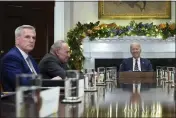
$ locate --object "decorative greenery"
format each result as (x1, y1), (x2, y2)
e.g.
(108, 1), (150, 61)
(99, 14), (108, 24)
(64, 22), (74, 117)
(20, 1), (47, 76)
(67, 21), (176, 70)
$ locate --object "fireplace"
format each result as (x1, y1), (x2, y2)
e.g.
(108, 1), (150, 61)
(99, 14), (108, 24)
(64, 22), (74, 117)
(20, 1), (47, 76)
(83, 36), (175, 70)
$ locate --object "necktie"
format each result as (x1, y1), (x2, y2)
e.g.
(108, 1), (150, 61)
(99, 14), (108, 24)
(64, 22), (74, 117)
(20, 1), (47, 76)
(26, 57), (37, 75)
(134, 59), (139, 71)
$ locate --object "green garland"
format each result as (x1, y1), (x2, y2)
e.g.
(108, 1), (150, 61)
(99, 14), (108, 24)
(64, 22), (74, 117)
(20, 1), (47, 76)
(67, 21), (176, 70)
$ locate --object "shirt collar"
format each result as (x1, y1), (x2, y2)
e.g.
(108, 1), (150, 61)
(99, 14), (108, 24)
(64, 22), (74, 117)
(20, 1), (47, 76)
(16, 46), (29, 60)
(133, 57), (140, 61)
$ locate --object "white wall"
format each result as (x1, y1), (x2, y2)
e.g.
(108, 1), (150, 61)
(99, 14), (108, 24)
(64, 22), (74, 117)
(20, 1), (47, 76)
(54, 2), (73, 41)
(54, 2), (64, 41)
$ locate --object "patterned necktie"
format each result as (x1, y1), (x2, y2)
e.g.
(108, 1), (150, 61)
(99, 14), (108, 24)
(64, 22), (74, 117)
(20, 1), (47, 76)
(26, 57), (37, 75)
(134, 59), (139, 71)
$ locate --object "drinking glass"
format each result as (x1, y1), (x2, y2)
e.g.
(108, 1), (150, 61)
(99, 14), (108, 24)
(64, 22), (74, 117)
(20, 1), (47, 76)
(65, 70), (79, 99)
(167, 67), (175, 85)
(84, 69), (97, 91)
(156, 66), (161, 79)
(106, 67), (117, 82)
(62, 70), (82, 103)
(16, 74), (42, 117)
(97, 67), (105, 83)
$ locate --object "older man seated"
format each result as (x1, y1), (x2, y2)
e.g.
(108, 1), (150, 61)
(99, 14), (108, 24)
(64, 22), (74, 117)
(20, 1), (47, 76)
(38, 40), (70, 80)
(119, 42), (154, 90)
(1, 25), (39, 91)
(119, 42), (153, 72)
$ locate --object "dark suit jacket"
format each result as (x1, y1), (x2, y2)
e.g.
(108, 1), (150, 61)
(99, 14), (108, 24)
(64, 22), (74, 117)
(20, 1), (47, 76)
(119, 57), (153, 72)
(38, 53), (69, 80)
(1, 47), (39, 91)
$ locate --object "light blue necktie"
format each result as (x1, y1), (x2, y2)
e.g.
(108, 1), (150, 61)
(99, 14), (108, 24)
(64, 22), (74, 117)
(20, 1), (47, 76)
(26, 57), (37, 75)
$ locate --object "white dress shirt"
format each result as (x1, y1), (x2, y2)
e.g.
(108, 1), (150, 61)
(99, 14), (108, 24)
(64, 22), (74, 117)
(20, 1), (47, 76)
(16, 46), (37, 74)
(133, 58), (141, 71)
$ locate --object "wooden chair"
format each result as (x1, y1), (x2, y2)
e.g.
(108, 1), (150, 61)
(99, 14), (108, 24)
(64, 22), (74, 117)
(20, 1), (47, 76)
(0, 82), (3, 92)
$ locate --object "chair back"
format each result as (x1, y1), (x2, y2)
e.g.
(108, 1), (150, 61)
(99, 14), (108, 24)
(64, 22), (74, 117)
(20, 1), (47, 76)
(0, 82), (3, 92)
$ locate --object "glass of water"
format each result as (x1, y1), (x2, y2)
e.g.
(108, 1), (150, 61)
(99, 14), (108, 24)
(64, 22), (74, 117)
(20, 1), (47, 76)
(97, 67), (105, 83)
(16, 74), (42, 117)
(84, 69), (97, 91)
(65, 70), (79, 99)
(167, 67), (175, 85)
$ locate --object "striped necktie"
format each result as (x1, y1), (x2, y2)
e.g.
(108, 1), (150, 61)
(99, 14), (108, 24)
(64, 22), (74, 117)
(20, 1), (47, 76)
(26, 57), (37, 75)
(134, 59), (139, 71)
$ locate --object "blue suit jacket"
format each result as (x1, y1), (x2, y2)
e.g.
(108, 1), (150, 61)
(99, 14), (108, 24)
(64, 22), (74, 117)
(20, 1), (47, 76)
(119, 57), (153, 72)
(1, 47), (39, 91)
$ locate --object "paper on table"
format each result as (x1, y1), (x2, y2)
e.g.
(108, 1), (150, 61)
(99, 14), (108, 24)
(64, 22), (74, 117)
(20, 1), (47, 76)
(51, 76), (62, 80)
(39, 87), (60, 117)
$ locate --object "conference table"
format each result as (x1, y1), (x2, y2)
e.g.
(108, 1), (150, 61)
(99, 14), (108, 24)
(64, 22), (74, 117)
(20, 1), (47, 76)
(58, 81), (176, 118)
(1, 80), (176, 118)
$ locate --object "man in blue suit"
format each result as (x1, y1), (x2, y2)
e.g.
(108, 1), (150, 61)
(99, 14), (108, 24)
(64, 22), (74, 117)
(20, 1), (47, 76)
(119, 42), (153, 72)
(1, 25), (39, 91)
(119, 42), (153, 90)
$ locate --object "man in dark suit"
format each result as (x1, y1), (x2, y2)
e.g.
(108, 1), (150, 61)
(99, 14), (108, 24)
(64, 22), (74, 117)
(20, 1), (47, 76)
(38, 40), (70, 80)
(1, 25), (39, 91)
(119, 42), (154, 90)
(119, 42), (153, 72)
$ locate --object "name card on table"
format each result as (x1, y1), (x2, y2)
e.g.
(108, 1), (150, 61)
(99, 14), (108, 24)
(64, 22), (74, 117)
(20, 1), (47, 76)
(39, 87), (60, 117)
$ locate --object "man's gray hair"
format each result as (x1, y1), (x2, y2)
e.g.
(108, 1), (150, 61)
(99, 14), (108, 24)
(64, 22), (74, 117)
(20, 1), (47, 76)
(15, 25), (36, 39)
(130, 42), (141, 50)
(50, 40), (66, 53)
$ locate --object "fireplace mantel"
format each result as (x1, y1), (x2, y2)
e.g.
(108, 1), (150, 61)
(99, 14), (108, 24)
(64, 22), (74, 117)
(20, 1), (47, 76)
(83, 36), (175, 69)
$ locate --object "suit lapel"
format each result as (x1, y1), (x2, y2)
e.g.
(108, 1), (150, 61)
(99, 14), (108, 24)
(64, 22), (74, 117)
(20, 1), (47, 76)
(140, 58), (144, 71)
(130, 58), (133, 71)
(14, 47), (33, 73)
(15, 47), (39, 74)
